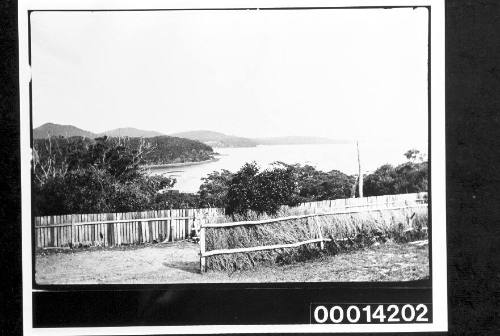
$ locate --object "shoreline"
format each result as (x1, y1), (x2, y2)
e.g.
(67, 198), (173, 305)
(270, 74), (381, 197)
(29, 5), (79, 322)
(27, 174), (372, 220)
(141, 157), (220, 170)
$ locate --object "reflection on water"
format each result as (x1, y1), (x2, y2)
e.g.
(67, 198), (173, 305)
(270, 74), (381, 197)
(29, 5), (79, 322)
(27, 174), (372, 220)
(149, 142), (427, 193)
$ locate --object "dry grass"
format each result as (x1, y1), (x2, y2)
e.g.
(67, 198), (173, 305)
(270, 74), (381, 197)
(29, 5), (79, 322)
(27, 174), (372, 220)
(208, 241), (430, 282)
(35, 240), (429, 284)
(205, 206), (428, 271)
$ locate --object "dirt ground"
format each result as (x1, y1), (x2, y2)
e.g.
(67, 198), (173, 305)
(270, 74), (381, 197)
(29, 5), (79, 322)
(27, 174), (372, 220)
(35, 240), (429, 284)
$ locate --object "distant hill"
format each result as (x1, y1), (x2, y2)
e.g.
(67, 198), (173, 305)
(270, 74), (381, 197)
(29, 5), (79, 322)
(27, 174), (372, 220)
(33, 123), (214, 165)
(33, 123), (97, 139)
(33, 123), (164, 139)
(34, 123), (350, 147)
(98, 127), (164, 138)
(254, 136), (351, 145)
(171, 130), (350, 147)
(171, 130), (258, 148)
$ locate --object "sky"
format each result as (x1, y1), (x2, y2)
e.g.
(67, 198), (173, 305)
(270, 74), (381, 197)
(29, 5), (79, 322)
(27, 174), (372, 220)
(31, 8), (428, 145)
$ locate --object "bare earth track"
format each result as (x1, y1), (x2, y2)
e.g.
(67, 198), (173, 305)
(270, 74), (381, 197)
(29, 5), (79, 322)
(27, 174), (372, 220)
(35, 240), (428, 284)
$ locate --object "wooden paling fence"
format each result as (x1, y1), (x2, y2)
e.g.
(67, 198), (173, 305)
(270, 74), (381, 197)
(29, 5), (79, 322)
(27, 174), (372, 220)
(34, 192), (427, 249)
(34, 207), (224, 249)
(282, 192), (428, 213)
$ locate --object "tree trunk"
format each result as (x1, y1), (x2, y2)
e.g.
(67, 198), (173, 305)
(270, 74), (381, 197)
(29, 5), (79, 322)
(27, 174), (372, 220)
(357, 141), (363, 198)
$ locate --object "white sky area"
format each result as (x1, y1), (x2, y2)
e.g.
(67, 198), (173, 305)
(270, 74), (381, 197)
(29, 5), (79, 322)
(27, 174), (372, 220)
(31, 8), (428, 145)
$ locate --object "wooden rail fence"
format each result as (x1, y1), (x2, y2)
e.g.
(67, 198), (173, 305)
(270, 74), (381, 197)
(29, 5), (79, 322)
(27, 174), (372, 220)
(199, 203), (428, 272)
(34, 192), (427, 249)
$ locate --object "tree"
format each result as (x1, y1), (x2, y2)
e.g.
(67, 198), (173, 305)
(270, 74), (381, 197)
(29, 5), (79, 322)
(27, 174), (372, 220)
(253, 163), (299, 214)
(364, 164), (398, 196)
(32, 136), (175, 216)
(198, 169), (233, 207)
(404, 149), (426, 163)
(225, 162), (260, 216)
(285, 164), (355, 202)
(223, 162), (299, 217)
(393, 161), (428, 194)
(364, 150), (428, 196)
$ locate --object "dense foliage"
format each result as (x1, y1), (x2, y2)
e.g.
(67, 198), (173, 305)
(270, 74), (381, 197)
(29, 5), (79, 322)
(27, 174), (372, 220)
(33, 170), (173, 215)
(198, 170), (234, 208)
(195, 156), (427, 216)
(33, 135), (214, 170)
(363, 161), (428, 196)
(199, 162), (354, 217)
(33, 136), (175, 215)
(33, 138), (428, 217)
(140, 136), (213, 164)
(290, 164), (355, 202)
(224, 162), (299, 216)
(363, 150), (428, 197)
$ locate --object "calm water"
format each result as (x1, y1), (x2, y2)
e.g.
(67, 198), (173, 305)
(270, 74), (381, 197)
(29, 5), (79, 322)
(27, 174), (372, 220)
(149, 142), (426, 193)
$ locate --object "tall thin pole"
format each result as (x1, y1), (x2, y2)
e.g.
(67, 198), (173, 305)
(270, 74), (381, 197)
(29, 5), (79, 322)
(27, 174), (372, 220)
(356, 140), (363, 198)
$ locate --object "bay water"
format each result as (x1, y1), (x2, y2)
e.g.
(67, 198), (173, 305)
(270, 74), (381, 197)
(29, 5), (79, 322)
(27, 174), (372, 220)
(149, 142), (427, 193)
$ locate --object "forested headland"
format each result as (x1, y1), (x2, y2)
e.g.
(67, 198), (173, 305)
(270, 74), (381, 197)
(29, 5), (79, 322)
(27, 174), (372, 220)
(33, 135), (214, 167)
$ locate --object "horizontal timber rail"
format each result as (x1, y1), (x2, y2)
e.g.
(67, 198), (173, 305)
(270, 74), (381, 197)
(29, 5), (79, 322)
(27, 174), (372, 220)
(201, 204), (428, 229)
(35, 216), (195, 229)
(201, 236), (358, 257)
(202, 238), (326, 257)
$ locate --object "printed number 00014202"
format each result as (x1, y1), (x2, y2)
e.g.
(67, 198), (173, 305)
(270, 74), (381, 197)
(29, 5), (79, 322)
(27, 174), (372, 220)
(311, 304), (430, 324)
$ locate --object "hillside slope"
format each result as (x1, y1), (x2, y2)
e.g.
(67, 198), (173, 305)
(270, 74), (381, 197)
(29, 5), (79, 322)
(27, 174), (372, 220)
(171, 130), (258, 148)
(254, 136), (351, 145)
(99, 127), (164, 138)
(33, 123), (97, 139)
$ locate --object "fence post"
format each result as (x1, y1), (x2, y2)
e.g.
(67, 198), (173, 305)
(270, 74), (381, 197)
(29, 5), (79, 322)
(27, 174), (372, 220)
(314, 218), (324, 250)
(191, 211), (197, 239)
(199, 226), (206, 273)
(71, 220), (76, 248)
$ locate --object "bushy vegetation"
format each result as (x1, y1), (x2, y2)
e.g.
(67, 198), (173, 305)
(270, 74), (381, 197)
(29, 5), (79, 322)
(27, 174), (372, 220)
(195, 151), (426, 217)
(198, 170), (234, 208)
(33, 137), (427, 217)
(292, 164), (355, 201)
(33, 136), (176, 215)
(363, 150), (428, 196)
(224, 162), (299, 216)
(33, 169), (173, 215)
(198, 162), (354, 217)
(140, 136), (214, 164)
(33, 135), (214, 169)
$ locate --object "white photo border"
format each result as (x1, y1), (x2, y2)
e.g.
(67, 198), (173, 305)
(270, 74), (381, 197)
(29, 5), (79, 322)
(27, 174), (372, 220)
(19, 0), (446, 334)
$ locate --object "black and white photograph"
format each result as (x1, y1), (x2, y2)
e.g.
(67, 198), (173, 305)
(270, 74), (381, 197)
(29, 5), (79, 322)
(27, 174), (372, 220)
(19, 0), (447, 333)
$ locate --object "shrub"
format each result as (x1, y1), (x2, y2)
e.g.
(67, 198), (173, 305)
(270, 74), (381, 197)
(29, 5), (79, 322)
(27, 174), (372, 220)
(225, 162), (299, 217)
(32, 136), (175, 216)
(364, 162), (428, 196)
(198, 169), (233, 208)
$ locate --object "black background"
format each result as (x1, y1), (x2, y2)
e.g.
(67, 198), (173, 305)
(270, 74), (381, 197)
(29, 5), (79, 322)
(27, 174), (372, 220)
(2, 0), (500, 335)
(32, 285), (431, 327)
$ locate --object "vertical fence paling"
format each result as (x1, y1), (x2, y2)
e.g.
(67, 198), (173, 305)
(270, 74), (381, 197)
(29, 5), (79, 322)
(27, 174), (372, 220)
(34, 192), (426, 249)
(199, 226), (206, 273)
(34, 208), (206, 248)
